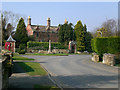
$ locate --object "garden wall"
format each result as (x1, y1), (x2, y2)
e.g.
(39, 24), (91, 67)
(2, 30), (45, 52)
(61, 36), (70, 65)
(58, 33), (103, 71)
(2, 53), (13, 90)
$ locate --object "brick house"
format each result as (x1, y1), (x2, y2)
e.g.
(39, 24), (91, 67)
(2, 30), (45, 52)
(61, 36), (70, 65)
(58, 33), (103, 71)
(26, 16), (61, 42)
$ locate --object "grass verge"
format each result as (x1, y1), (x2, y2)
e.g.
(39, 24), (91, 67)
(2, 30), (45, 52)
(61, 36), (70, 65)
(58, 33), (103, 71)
(17, 62), (47, 76)
(34, 85), (60, 90)
(12, 55), (35, 61)
(25, 53), (69, 56)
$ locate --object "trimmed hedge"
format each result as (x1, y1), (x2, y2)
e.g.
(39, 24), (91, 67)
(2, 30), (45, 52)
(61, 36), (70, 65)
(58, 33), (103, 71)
(91, 37), (120, 56)
(27, 41), (67, 50)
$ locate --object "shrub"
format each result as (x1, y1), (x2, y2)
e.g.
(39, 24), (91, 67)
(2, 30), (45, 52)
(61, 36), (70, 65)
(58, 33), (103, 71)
(107, 37), (120, 54)
(18, 50), (26, 54)
(91, 37), (108, 57)
(91, 37), (120, 56)
(19, 44), (27, 52)
(115, 58), (120, 64)
(18, 44), (27, 54)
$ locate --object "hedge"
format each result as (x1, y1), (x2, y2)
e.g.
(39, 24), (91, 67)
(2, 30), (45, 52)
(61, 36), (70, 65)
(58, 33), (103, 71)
(27, 41), (67, 50)
(91, 37), (120, 56)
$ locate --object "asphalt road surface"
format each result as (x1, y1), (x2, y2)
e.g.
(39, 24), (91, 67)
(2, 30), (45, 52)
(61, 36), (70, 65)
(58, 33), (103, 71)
(21, 55), (118, 88)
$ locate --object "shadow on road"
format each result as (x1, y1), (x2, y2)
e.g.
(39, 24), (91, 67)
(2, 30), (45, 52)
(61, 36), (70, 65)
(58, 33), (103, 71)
(52, 74), (118, 88)
(8, 74), (118, 89)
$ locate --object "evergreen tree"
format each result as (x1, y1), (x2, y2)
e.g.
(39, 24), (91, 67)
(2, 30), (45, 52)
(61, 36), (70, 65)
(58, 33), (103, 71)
(58, 24), (64, 43)
(58, 23), (75, 45)
(74, 20), (85, 51)
(84, 32), (93, 52)
(14, 18), (28, 48)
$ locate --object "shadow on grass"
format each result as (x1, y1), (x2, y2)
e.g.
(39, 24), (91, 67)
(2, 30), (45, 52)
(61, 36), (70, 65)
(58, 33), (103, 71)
(13, 62), (34, 73)
(12, 62), (47, 76)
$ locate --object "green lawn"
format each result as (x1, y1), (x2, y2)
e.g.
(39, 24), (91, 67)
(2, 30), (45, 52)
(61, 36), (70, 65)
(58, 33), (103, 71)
(12, 55), (35, 60)
(34, 85), (60, 90)
(17, 62), (47, 76)
(25, 53), (69, 56)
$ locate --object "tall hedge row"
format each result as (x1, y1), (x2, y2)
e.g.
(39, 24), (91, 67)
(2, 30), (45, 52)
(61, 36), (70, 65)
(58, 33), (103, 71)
(91, 37), (120, 56)
(27, 41), (67, 50)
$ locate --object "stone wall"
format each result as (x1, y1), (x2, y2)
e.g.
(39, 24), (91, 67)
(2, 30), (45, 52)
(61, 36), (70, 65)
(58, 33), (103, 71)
(103, 53), (117, 66)
(52, 49), (68, 54)
(91, 53), (99, 62)
(2, 53), (13, 90)
(27, 49), (48, 54)
(27, 49), (68, 54)
(92, 53), (120, 66)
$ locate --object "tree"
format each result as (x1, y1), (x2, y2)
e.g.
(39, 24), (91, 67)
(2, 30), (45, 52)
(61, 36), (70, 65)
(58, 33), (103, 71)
(1, 11), (25, 28)
(14, 18), (29, 48)
(58, 23), (75, 45)
(1, 15), (8, 45)
(92, 19), (118, 38)
(58, 24), (64, 43)
(102, 19), (117, 36)
(28, 35), (35, 41)
(74, 20), (85, 51)
(0, 11), (24, 46)
(84, 32), (93, 52)
(96, 27), (107, 37)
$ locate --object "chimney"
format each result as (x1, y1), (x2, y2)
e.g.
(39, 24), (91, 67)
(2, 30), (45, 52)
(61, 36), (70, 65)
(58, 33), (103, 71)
(27, 16), (31, 25)
(64, 18), (68, 24)
(47, 17), (51, 27)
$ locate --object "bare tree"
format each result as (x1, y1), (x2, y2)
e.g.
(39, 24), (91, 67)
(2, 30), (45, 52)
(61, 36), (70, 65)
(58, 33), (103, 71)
(92, 19), (118, 38)
(102, 19), (117, 36)
(0, 11), (26, 45)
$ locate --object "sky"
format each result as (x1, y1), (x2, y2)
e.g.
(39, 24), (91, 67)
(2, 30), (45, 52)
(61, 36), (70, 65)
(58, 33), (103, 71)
(2, 2), (118, 32)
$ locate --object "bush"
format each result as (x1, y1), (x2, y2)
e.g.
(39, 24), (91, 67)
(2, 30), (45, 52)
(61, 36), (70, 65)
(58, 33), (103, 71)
(27, 41), (67, 50)
(18, 50), (26, 54)
(91, 37), (120, 56)
(18, 44), (27, 54)
(19, 44), (27, 52)
(107, 37), (120, 54)
(115, 58), (120, 64)
(91, 37), (108, 57)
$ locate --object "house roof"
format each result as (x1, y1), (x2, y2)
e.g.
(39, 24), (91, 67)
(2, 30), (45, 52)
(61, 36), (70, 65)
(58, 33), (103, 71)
(7, 35), (16, 42)
(31, 25), (59, 33)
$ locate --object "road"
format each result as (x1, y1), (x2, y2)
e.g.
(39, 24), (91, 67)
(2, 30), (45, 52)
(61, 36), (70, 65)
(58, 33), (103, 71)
(21, 55), (118, 88)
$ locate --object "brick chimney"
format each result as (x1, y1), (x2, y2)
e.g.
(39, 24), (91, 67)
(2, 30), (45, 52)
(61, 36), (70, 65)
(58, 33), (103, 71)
(27, 16), (31, 25)
(47, 17), (51, 27)
(64, 18), (68, 24)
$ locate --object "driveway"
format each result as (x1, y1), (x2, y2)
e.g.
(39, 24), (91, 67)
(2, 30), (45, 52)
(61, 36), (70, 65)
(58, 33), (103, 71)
(21, 55), (118, 88)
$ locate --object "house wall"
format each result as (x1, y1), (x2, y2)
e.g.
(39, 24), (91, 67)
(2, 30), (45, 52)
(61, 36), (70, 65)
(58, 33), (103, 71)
(33, 32), (58, 42)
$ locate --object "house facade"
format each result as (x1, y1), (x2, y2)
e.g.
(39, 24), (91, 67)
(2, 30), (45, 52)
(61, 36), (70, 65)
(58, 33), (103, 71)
(26, 16), (63, 42)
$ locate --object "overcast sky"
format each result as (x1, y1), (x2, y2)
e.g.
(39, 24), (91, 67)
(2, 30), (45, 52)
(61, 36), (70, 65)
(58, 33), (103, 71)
(2, 2), (118, 32)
